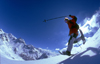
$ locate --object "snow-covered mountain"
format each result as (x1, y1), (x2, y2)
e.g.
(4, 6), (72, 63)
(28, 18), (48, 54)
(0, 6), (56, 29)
(0, 29), (57, 61)
(1, 28), (100, 64)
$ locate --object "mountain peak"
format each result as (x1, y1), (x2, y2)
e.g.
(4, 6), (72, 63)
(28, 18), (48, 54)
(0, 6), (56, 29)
(0, 29), (4, 34)
(0, 29), (57, 61)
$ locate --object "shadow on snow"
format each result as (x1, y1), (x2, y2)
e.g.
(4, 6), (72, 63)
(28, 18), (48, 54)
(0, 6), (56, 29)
(58, 47), (100, 64)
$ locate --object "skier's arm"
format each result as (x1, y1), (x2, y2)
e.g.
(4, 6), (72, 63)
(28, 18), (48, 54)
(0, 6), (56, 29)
(70, 16), (75, 19)
(65, 20), (74, 25)
(69, 15), (75, 19)
(68, 20), (74, 24)
(69, 15), (76, 25)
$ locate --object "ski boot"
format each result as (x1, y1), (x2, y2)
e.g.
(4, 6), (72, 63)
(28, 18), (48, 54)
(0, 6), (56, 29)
(65, 51), (71, 56)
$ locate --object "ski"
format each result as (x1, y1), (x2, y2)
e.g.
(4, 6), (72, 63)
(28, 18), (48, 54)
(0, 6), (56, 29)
(58, 51), (76, 56)
(79, 29), (86, 44)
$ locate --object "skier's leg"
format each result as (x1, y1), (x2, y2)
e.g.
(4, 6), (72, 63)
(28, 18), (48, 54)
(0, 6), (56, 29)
(67, 37), (75, 52)
(79, 29), (86, 44)
(66, 33), (77, 55)
(74, 37), (82, 43)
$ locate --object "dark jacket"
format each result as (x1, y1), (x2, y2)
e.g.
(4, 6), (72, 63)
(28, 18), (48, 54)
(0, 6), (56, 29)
(65, 16), (78, 36)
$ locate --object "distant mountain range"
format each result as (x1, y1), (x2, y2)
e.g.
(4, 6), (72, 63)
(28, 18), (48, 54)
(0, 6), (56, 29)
(0, 29), (57, 61)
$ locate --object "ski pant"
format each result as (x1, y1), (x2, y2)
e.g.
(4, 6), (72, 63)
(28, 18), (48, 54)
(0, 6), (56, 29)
(67, 33), (82, 52)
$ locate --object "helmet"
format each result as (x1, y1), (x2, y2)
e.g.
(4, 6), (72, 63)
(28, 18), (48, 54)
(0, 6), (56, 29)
(64, 17), (69, 21)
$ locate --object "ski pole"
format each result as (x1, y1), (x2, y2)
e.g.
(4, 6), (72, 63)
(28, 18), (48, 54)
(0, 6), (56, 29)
(43, 16), (67, 22)
(77, 43), (82, 49)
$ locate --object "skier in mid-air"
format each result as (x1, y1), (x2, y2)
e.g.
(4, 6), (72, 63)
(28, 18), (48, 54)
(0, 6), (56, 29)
(43, 14), (85, 56)
(63, 15), (86, 56)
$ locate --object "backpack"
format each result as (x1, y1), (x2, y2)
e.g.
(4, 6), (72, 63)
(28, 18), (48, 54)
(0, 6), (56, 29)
(74, 16), (77, 22)
(74, 16), (79, 29)
(70, 16), (79, 29)
(71, 23), (79, 29)
(75, 23), (79, 29)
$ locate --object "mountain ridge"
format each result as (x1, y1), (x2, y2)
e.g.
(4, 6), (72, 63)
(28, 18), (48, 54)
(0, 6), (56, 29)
(0, 29), (57, 60)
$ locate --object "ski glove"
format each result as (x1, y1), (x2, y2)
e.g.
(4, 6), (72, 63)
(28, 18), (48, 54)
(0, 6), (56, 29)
(69, 15), (71, 17)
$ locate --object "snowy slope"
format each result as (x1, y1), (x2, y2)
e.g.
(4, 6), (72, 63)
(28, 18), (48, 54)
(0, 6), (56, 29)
(0, 29), (57, 61)
(1, 28), (100, 64)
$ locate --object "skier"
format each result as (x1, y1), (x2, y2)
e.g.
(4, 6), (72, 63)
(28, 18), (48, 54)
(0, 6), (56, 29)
(64, 15), (86, 56)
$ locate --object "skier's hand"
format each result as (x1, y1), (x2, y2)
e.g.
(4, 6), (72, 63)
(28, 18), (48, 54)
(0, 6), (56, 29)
(69, 15), (71, 17)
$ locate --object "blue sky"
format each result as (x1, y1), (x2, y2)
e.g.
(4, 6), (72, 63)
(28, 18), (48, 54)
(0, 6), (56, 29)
(0, 0), (100, 51)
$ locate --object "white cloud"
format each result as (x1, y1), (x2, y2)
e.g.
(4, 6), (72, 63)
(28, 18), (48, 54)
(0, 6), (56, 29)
(65, 42), (68, 46)
(79, 8), (100, 35)
(55, 48), (60, 51)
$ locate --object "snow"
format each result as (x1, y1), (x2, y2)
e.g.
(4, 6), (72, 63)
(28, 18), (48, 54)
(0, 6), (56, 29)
(0, 54), (78, 64)
(0, 28), (100, 64)
(0, 29), (57, 62)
